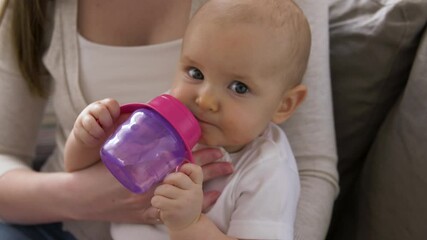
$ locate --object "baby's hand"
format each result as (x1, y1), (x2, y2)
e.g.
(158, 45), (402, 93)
(73, 98), (120, 148)
(151, 163), (204, 231)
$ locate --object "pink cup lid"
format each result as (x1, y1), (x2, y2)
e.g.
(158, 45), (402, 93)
(120, 94), (201, 162)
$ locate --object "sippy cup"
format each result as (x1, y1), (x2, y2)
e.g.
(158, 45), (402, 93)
(100, 94), (201, 194)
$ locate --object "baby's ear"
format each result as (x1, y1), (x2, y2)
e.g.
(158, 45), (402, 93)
(272, 84), (307, 124)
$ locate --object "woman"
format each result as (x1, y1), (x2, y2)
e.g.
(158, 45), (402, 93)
(0, 1), (338, 239)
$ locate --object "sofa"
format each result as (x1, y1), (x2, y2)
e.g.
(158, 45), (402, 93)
(327, 0), (427, 239)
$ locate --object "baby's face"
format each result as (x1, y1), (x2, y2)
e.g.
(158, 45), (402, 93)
(171, 20), (291, 152)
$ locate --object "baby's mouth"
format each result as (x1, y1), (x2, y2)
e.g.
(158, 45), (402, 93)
(195, 116), (214, 127)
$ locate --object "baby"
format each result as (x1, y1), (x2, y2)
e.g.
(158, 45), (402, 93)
(64, 0), (311, 239)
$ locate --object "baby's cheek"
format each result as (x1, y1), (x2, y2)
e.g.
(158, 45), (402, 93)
(197, 128), (222, 147)
(229, 123), (261, 143)
(197, 134), (212, 146)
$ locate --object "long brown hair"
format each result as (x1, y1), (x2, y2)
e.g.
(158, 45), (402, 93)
(8, 0), (50, 97)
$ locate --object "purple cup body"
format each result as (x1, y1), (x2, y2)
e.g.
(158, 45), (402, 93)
(100, 108), (190, 193)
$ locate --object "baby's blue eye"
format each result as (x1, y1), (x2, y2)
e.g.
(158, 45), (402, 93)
(230, 81), (249, 94)
(188, 67), (204, 80)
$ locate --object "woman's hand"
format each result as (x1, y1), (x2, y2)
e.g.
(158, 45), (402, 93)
(65, 147), (233, 224)
(64, 162), (158, 224)
(192, 147), (233, 211)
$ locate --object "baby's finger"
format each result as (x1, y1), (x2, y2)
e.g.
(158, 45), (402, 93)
(163, 171), (194, 190)
(154, 184), (182, 200)
(88, 102), (114, 129)
(81, 114), (105, 138)
(100, 98), (121, 120)
(73, 123), (101, 146)
(151, 194), (176, 211)
(96, 109), (114, 130)
(179, 163), (203, 185)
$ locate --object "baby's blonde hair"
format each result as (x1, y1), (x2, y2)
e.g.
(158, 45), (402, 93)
(191, 0), (311, 87)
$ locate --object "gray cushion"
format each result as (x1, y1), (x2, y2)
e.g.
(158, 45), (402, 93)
(357, 27), (427, 240)
(327, 0), (427, 239)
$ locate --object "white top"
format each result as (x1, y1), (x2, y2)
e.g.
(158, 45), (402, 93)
(78, 34), (182, 104)
(111, 123), (300, 240)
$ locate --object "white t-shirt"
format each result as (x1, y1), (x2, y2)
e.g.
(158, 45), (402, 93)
(78, 33), (182, 105)
(111, 123), (300, 240)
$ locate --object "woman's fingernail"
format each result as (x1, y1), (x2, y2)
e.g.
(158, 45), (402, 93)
(214, 151), (223, 159)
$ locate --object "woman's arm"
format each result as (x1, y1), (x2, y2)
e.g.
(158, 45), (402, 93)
(0, 163), (160, 224)
(281, 0), (340, 239)
(0, 150), (231, 224)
